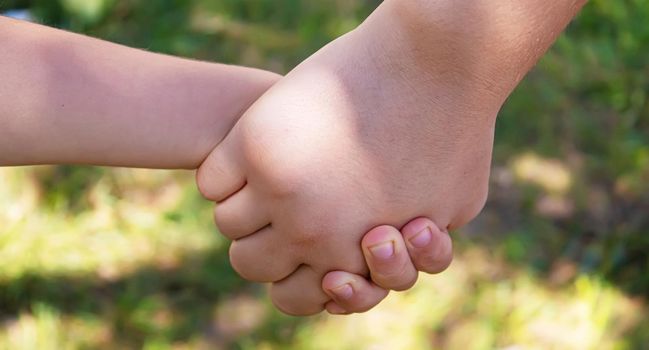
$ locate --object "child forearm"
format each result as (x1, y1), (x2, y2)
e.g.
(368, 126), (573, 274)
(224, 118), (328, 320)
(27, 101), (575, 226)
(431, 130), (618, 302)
(0, 16), (278, 169)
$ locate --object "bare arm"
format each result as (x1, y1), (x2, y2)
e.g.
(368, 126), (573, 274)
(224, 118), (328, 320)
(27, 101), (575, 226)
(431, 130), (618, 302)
(375, 0), (587, 109)
(0, 16), (278, 169)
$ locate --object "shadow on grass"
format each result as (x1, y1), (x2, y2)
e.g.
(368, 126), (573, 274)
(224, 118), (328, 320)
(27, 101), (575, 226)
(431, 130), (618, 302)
(473, 180), (649, 296)
(0, 245), (306, 348)
(459, 175), (649, 347)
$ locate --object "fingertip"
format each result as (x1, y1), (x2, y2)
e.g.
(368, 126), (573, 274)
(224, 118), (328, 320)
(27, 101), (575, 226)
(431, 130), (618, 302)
(401, 217), (444, 241)
(325, 301), (350, 315)
(401, 217), (453, 275)
(361, 225), (401, 248)
(360, 225), (418, 291)
(322, 271), (351, 292)
(195, 139), (247, 203)
(322, 271), (388, 314)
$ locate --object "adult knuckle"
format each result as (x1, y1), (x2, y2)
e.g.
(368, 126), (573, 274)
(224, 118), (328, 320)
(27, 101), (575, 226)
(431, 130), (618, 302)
(195, 166), (215, 200)
(228, 242), (256, 281)
(287, 224), (325, 251)
(213, 207), (237, 239)
(451, 187), (489, 230)
(468, 190), (489, 220)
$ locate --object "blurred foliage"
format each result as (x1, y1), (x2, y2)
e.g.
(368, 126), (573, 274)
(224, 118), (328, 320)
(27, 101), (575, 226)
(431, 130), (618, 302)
(1, 0), (648, 349)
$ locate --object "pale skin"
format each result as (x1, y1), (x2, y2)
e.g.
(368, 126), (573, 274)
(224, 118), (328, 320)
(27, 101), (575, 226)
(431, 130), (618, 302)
(197, 0), (588, 315)
(0, 15), (450, 315)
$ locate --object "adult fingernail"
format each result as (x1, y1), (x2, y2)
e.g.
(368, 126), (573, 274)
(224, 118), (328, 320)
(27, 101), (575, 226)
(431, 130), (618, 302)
(409, 227), (432, 248)
(330, 283), (354, 300)
(369, 241), (395, 260)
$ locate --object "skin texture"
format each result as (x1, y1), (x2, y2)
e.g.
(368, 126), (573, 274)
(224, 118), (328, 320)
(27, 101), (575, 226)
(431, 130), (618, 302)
(197, 9), (497, 316)
(324, 217), (453, 314)
(197, 0), (587, 315)
(0, 15), (453, 314)
(0, 16), (278, 169)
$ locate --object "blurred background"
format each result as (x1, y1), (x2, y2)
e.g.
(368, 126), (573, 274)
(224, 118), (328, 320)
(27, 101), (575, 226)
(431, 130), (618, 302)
(0, 0), (648, 349)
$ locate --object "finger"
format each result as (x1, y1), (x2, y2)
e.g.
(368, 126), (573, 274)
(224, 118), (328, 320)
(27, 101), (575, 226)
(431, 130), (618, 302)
(401, 217), (453, 274)
(229, 226), (298, 283)
(361, 225), (418, 291)
(270, 265), (329, 316)
(196, 132), (246, 203)
(322, 271), (389, 314)
(214, 185), (271, 240)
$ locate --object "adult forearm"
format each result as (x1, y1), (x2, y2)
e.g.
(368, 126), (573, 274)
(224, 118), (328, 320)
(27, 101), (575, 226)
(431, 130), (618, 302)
(0, 16), (277, 169)
(376, 0), (587, 106)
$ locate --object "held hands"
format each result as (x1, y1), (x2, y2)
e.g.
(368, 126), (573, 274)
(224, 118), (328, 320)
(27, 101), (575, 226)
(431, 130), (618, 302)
(196, 2), (502, 315)
(2, 0), (579, 316)
(320, 218), (452, 315)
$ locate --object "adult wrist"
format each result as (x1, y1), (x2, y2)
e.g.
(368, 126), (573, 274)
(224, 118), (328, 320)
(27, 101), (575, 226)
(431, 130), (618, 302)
(382, 0), (586, 98)
(358, 0), (511, 117)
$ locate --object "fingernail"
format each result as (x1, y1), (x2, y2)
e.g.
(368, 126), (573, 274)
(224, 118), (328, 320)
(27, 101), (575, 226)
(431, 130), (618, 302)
(330, 283), (354, 300)
(327, 303), (348, 315)
(409, 227), (432, 248)
(369, 241), (395, 260)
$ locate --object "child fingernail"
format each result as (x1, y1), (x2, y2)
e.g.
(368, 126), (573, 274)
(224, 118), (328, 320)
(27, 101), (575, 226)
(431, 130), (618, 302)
(369, 241), (395, 260)
(330, 283), (354, 300)
(327, 303), (348, 315)
(409, 227), (432, 248)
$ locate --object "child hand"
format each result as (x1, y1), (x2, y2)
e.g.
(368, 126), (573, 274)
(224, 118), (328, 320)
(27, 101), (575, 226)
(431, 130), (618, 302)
(321, 217), (453, 315)
(263, 217), (452, 315)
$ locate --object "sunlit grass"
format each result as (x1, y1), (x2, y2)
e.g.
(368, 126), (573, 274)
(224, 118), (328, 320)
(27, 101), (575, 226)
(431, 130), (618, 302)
(0, 167), (243, 348)
(291, 249), (643, 350)
(0, 166), (646, 349)
(1, 0), (648, 347)
(0, 167), (221, 282)
(512, 153), (573, 195)
(0, 304), (109, 350)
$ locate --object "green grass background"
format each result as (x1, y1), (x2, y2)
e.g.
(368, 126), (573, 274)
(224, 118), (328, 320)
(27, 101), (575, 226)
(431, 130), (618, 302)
(0, 0), (648, 349)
